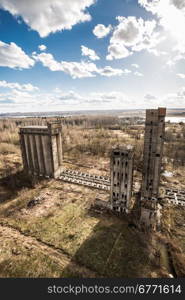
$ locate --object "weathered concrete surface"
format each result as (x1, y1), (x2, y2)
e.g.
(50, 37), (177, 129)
(110, 147), (134, 213)
(140, 107), (166, 231)
(19, 122), (63, 178)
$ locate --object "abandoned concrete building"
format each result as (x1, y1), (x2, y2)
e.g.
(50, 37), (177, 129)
(18, 107), (171, 231)
(110, 148), (134, 213)
(19, 121), (63, 178)
(140, 107), (166, 230)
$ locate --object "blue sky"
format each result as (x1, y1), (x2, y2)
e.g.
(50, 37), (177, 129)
(0, 0), (185, 112)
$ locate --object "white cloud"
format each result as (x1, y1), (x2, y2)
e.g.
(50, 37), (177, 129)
(81, 45), (100, 61)
(0, 89), (133, 112)
(0, 41), (35, 69)
(0, 80), (39, 91)
(144, 93), (157, 101)
(93, 24), (112, 38)
(172, 0), (185, 10)
(107, 16), (159, 60)
(33, 53), (62, 71)
(123, 69), (132, 74)
(98, 66), (124, 77)
(134, 71), (143, 77)
(2, 85), (185, 112)
(139, 0), (185, 62)
(111, 16), (145, 47)
(106, 43), (131, 60)
(0, 90), (40, 107)
(33, 52), (98, 78)
(60, 61), (98, 78)
(38, 44), (47, 51)
(177, 73), (185, 79)
(162, 86), (185, 106)
(33, 52), (128, 78)
(0, 0), (95, 37)
(131, 63), (139, 68)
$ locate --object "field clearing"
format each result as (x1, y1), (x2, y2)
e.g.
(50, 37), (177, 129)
(0, 178), (163, 278)
(0, 116), (185, 277)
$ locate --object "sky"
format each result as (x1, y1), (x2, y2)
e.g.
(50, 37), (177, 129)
(0, 0), (185, 112)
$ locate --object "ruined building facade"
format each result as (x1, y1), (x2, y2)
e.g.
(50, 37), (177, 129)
(110, 148), (134, 213)
(19, 121), (63, 178)
(140, 107), (166, 230)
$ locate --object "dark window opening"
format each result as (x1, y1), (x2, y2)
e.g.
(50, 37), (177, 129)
(114, 152), (120, 155)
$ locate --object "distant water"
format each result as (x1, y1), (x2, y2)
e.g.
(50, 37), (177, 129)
(166, 117), (185, 123)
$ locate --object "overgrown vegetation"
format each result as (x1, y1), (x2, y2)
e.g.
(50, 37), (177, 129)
(0, 115), (185, 278)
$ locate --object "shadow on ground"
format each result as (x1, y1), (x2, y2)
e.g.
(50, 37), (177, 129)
(61, 209), (153, 278)
(0, 170), (42, 203)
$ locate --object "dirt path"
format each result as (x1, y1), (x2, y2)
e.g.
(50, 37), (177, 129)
(0, 223), (98, 278)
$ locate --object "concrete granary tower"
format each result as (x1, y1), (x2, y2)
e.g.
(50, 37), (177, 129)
(141, 107), (166, 200)
(19, 121), (63, 178)
(110, 147), (134, 213)
(140, 107), (166, 230)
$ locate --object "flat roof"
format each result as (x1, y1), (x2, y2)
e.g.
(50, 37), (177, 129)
(20, 126), (48, 129)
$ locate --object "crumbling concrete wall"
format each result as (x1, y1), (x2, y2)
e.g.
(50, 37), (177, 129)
(110, 147), (134, 213)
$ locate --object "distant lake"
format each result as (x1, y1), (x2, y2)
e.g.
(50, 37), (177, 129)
(166, 117), (185, 123)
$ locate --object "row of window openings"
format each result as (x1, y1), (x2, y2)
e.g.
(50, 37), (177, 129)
(114, 152), (128, 157)
(113, 207), (126, 212)
(150, 120), (163, 124)
(113, 160), (128, 167)
(114, 183), (128, 188)
(113, 171), (128, 178)
(113, 192), (127, 200)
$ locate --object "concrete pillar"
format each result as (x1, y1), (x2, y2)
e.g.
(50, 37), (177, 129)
(19, 133), (28, 172)
(39, 135), (47, 176)
(141, 107), (166, 200)
(140, 107), (166, 231)
(57, 133), (63, 166)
